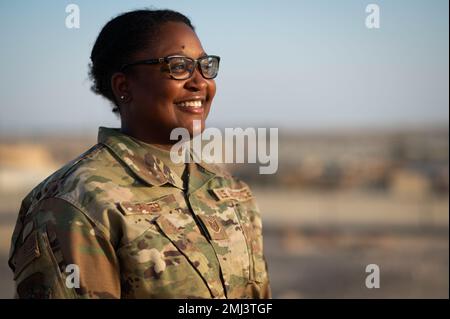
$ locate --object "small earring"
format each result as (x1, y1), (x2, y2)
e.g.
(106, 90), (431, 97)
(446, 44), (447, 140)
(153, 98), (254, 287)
(120, 95), (125, 100)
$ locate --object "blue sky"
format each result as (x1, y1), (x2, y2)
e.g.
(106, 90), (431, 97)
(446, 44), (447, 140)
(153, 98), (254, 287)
(0, 0), (448, 134)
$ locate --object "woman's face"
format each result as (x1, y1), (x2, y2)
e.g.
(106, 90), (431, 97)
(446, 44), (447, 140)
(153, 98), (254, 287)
(117, 21), (216, 144)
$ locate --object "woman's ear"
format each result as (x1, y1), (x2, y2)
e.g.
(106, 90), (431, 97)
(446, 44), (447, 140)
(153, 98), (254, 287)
(111, 72), (132, 104)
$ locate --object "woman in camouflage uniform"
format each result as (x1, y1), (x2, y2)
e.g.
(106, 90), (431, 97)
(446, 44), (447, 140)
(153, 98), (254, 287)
(8, 9), (271, 299)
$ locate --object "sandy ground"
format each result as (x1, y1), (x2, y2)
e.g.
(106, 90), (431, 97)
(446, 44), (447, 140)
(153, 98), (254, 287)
(0, 188), (448, 298)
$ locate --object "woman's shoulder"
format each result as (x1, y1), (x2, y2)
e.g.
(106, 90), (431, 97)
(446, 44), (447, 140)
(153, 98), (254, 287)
(19, 143), (122, 215)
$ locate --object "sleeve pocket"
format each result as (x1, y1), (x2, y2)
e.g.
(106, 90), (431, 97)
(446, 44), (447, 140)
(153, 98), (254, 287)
(13, 228), (77, 299)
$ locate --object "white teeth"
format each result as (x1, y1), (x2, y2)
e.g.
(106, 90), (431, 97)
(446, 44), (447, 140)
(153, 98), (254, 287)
(175, 100), (203, 108)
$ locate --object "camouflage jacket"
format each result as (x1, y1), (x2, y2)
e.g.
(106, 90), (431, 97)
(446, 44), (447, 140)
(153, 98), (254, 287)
(8, 127), (271, 299)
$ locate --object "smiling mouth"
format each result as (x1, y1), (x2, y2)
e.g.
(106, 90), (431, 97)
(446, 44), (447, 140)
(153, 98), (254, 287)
(174, 100), (205, 114)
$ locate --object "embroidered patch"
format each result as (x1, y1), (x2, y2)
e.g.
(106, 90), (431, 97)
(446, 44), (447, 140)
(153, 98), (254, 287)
(117, 194), (178, 216)
(212, 186), (253, 202)
(198, 215), (228, 240)
(118, 201), (161, 215)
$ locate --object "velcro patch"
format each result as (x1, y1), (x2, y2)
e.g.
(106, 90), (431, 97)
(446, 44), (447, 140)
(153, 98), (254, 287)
(212, 186), (253, 202)
(118, 194), (178, 215)
(14, 231), (40, 279)
(118, 201), (162, 215)
(198, 215), (228, 240)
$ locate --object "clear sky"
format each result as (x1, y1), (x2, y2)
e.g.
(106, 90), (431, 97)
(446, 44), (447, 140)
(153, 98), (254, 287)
(0, 0), (448, 134)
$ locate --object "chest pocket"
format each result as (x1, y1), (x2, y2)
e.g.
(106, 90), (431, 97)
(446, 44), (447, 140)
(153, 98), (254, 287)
(116, 193), (225, 299)
(209, 186), (268, 285)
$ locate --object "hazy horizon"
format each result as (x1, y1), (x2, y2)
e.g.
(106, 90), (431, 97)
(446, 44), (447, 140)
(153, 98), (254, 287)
(1, 0), (448, 134)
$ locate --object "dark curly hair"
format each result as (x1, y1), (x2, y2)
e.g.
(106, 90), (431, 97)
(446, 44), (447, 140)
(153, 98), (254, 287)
(89, 9), (195, 114)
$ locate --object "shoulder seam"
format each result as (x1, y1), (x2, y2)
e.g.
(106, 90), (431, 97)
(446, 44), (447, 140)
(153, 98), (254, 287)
(59, 143), (106, 180)
(23, 144), (107, 221)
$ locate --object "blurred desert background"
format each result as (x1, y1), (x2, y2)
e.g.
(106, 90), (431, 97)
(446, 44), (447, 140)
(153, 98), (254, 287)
(1, 0), (448, 299)
(0, 126), (448, 298)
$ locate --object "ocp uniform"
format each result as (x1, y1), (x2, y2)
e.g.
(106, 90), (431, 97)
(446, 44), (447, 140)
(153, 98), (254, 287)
(8, 127), (271, 299)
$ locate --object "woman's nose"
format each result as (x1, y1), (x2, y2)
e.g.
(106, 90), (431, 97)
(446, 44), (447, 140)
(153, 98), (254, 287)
(184, 66), (207, 91)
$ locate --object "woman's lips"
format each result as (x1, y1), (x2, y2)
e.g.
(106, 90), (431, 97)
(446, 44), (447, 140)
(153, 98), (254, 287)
(174, 100), (205, 114)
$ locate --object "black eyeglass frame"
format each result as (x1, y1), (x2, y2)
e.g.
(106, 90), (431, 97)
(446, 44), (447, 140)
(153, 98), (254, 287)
(119, 55), (221, 80)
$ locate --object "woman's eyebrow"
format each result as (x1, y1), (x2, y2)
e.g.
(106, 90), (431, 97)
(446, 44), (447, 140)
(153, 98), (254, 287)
(166, 51), (208, 58)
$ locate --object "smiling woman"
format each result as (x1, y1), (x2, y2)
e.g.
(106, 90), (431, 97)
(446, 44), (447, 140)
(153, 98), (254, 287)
(8, 9), (271, 299)
(90, 10), (216, 139)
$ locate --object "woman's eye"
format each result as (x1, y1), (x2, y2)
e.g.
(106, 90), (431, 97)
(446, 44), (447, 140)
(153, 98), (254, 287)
(201, 61), (212, 69)
(172, 64), (185, 71)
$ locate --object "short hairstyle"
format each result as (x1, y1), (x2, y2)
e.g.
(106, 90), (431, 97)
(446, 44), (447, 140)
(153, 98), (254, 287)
(89, 9), (195, 113)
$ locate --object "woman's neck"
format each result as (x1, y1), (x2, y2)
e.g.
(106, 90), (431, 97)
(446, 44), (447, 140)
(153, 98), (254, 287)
(120, 126), (178, 151)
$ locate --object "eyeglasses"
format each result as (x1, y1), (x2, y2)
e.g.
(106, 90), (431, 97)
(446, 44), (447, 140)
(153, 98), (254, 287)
(120, 55), (221, 80)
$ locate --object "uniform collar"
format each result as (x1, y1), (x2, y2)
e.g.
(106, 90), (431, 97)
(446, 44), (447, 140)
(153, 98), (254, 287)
(97, 127), (227, 189)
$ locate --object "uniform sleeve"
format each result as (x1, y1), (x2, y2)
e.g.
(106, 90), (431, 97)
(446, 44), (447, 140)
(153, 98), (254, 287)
(9, 197), (121, 299)
(261, 256), (272, 298)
